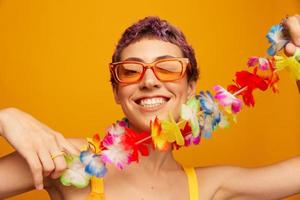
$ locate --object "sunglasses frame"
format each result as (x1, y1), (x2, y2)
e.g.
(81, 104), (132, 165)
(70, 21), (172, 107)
(109, 57), (190, 84)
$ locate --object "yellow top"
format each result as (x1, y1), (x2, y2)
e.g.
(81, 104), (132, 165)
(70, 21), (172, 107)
(86, 176), (105, 200)
(86, 166), (199, 200)
(183, 166), (199, 200)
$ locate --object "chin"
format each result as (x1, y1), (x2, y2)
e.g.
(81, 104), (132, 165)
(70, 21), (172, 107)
(127, 108), (181, 133)
(128, 119), (151, 133)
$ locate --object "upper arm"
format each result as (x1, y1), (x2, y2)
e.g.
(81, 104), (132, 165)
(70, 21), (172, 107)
(213, 156), (300, 200)
(0, 151), (49, 198)
(195, 165), (248, 199)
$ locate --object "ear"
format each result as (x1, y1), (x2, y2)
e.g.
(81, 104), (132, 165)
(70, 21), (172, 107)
(112, 86), (121, 104)
(187, 81), (197, 99)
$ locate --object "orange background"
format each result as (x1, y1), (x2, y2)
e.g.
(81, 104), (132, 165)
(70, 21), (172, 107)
(0, 0), (300, 199)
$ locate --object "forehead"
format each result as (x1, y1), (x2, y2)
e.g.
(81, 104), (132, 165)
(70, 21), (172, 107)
(120, 38), (183, 63)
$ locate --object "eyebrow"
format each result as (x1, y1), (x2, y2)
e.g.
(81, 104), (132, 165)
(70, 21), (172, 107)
(123, 55), (176, 62)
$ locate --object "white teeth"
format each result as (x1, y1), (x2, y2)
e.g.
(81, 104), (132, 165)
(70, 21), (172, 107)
(139, 97), (167, 108)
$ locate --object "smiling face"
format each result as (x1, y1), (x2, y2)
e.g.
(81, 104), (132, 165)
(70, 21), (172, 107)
(113, 38), (196, 132)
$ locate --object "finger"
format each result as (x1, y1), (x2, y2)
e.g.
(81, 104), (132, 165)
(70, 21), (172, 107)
(284, 42), (297, 56)
(49, 147), (67, 179)
(285, 15), (300, 46)
(39, 123), (80, 155)
(22, 151), (44, 190)
(53, 131), (80, 155)
(43, 133), (68, 179)
(37, 147), (55, 177)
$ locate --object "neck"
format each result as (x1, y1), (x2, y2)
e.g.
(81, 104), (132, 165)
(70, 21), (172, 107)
(127, 122), (181, 173)
(131, 146), (181, 174)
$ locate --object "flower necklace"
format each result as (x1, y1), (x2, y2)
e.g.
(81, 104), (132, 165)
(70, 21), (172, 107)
(60, 23), (300, 188)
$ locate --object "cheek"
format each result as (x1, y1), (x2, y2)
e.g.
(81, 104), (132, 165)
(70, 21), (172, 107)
(117, 85), (136, 109)
(166, 81), (191, 120)
(168, 80), (190, 101)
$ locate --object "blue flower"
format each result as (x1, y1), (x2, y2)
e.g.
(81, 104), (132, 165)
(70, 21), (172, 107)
(85, 155), (107, 177)
(199, 91), (215, 114)
(198, 91), (222, 138)
(266, 24), (289, 56)
(80, 150), (107, 178)
(198, 91), (221, 127)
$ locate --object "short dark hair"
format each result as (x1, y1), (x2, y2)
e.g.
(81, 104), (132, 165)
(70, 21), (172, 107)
(111, 16), (199, 87)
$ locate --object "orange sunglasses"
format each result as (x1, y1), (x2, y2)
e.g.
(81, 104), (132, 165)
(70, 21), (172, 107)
(109, 57), (189, 84)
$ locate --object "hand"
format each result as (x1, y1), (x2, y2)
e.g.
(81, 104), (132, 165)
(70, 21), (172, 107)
(282, 14), (300, 92)
(0, 108), (80, 190)
(283, 14), (300, 56)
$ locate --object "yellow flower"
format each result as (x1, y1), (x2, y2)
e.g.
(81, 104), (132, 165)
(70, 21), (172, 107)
(160, 112), (184, 146)
(151, 117), (169, 150)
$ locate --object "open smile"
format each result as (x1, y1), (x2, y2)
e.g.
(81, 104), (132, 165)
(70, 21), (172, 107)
(134, 96), (170, 111)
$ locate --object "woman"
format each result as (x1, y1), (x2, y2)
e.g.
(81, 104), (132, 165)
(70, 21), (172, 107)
(0, 15), (300, 199)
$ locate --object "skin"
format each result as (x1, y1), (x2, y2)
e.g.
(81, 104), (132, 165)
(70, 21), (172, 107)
(284, 15), (300, 56)
(0, 108), (80, 190)
(113, 39), (196, 132)
(0, 15), (300, 200)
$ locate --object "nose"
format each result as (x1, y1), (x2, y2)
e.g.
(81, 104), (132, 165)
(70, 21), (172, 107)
(139, 68), (162, 90)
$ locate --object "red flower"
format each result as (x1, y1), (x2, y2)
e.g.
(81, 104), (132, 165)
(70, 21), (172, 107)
(122, 128), (152, 162)
(265, 58), (280, 93)
(228, 71), (268, 106)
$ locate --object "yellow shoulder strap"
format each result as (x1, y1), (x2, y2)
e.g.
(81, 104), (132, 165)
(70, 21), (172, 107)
(183, 166), (199, 200)
(86, 176), (105, 200)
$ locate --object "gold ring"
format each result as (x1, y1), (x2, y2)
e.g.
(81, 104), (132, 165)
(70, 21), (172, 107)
(51, 151), (65, 160)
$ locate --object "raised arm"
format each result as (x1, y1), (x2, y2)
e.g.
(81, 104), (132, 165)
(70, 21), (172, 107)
(210, 156), (300, 199)
(214, 15), (300, 200)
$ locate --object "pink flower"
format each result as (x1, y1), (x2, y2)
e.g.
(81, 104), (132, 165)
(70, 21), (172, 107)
(247, 56), (270, 71)
(213, 85), (242, 114)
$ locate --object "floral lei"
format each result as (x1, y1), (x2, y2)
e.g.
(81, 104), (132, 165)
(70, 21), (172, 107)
(60, 24), (300, 188)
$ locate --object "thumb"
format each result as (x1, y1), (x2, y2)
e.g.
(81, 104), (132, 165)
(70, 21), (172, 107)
(284, 42), (297, 56)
